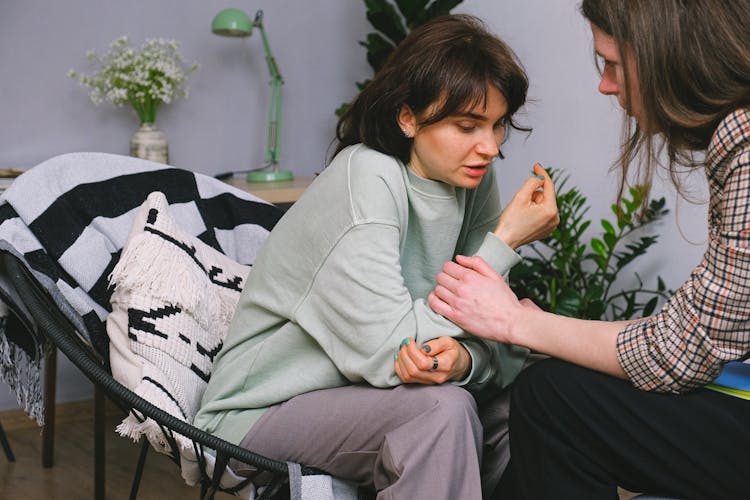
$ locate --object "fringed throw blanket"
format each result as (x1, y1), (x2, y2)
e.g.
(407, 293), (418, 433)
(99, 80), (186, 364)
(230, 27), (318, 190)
(0, 152), (282, 424)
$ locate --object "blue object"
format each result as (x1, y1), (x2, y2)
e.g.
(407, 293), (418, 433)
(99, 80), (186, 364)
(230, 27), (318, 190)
(713, 361), (750, 391)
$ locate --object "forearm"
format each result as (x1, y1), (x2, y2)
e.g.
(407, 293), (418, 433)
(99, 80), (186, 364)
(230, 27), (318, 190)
(509, 309), (627, 378)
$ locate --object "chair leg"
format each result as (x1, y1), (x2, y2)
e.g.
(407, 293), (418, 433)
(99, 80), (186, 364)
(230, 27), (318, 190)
(129, 439), (150, 500)
(0, 420), (15, 462)
(94, 385), (106, 500)
(42, 343), (57, 468)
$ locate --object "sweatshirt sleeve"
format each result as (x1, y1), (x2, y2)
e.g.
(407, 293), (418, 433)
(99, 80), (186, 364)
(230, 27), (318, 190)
(453, 168), (530, 391)
(457, 233), (530, 392)
(292, 221), (527, 390)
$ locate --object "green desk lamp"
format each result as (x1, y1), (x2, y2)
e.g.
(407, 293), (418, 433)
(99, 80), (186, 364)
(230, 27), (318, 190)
(212, 8), (293, 182)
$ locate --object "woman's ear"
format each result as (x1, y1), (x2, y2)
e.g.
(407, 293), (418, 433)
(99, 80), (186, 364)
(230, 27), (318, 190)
(397, 104), (416, 138)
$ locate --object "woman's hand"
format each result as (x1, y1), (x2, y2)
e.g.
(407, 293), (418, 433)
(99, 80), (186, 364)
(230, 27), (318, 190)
(494, 163), (559, 249)
(394, 336), (471, 384)
(428, 255), (529, 344)
(430, 256), (628, 379)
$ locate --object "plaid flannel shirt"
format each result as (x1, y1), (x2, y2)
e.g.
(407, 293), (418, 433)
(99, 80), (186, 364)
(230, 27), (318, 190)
(617, 108), (750, 392)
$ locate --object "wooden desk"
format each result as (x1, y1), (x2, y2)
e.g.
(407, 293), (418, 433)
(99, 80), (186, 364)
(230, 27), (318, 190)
(224, 176), (315, 205)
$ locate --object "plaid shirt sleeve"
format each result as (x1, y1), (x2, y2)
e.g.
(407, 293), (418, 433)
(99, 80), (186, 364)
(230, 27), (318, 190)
(616, 108), (750, 392)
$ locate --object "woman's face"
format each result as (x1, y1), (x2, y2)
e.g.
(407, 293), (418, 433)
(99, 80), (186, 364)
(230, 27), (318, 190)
(398, 85), (508, 189)
(591, 23), (642, 123)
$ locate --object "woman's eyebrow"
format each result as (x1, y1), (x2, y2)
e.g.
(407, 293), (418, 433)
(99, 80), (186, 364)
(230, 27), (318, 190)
(454, 111), (487, 121)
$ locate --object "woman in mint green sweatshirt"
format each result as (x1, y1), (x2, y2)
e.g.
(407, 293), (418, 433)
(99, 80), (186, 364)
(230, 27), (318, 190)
(195, 14), (558, 499)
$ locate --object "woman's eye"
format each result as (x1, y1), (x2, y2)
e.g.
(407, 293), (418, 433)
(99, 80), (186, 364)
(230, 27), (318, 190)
(457, 123), (476, 132)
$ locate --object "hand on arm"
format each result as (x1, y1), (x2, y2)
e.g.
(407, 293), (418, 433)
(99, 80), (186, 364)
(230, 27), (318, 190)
(394, 336), (471, 384)
(494, 164), (560, 249)
(428, 254), (627, 378)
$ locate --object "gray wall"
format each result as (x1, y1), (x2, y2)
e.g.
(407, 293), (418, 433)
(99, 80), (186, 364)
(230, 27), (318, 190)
(0, 0), (708, 410)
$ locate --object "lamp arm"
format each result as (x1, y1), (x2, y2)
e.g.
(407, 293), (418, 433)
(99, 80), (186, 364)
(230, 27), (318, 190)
(252, 11), (283, 167)
(266, 77), (282, 166)
(254, 16), (283, 83)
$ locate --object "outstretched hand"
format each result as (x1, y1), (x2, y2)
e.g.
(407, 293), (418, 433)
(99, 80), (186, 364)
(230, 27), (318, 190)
(494, 163), (559, 249)
(394, 336), (471, 384)
(428, 255), (538, 343)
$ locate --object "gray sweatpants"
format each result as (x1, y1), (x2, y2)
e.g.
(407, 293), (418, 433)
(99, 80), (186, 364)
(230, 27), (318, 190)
(238, 382), (515, 500)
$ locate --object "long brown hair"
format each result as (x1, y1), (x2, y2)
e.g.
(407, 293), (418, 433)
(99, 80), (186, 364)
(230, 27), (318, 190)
(334, 14), (529, 164)
(581, 0), (750, 209)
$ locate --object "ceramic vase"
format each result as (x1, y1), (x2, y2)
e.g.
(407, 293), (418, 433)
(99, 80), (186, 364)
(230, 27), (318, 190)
(130, 122), (169, 164)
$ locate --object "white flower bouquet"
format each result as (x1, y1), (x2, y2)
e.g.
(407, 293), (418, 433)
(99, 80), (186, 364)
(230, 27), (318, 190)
(69, 36), (199, 124)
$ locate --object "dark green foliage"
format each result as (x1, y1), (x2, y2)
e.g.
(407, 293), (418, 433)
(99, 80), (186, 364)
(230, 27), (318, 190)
(336, 0), (464, 116)
(508, 169), (672, 321)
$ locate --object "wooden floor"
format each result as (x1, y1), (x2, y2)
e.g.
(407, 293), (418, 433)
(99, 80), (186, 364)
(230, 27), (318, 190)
(0, 399), (233, 500)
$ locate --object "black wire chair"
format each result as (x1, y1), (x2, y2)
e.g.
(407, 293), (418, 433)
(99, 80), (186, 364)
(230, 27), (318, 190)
(0, 250), (300, 500)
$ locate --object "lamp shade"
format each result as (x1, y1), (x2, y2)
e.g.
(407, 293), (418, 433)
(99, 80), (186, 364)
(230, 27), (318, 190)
(211, 8), (253, 37)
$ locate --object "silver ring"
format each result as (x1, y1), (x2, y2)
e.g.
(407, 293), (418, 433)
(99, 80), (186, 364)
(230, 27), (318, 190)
(430, 356), (438, 372)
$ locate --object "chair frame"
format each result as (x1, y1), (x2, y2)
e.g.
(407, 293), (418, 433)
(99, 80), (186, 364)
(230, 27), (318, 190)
(0, 250), (296, 500)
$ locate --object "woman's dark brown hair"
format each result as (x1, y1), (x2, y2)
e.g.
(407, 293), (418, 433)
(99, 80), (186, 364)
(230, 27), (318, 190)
(581, 0), (750, 208)
(334, 14), (529, 164)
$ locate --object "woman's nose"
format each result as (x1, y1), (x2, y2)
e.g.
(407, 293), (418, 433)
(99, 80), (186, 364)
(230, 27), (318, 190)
(476, 129), (500, 157)
(598, 71), (618, 96)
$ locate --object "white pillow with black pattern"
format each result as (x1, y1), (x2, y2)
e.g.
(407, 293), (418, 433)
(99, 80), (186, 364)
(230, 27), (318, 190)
(106, 191), (249, 452)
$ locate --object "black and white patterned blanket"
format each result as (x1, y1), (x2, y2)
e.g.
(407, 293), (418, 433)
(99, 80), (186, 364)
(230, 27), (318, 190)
(0, 152), (282, 424)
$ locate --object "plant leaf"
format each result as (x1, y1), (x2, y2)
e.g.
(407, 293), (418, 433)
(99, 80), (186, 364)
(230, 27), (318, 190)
(586, 300), (606, 320)
(643, 297), (659, 316)
(591, 238), (607, 257)
(603, 232), (617, 250)
(601, 219), (615, 235)
(359, 33), (396, 72)
(416, 0), (464, 26)
(556, 290), (582, 317)
(395, 0), (430, 23)
(365, 0), (408, 45)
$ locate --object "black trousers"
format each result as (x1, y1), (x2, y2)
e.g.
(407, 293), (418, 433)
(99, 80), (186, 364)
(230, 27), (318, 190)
(503, 358), (750, 500)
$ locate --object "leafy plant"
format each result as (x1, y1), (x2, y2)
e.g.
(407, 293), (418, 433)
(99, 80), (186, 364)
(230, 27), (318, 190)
(336, 0), (464, 116)
(508, 169), (672, 321)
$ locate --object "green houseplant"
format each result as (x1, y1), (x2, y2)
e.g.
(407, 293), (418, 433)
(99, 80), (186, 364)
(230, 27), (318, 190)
(508, 169), (672, 321)
(337, 0), (464, 116)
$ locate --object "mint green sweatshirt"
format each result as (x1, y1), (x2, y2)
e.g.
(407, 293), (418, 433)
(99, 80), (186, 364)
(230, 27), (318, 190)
(195, 144), (530, 444)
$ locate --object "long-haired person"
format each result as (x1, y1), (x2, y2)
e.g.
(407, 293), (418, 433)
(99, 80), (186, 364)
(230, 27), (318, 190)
(196, 14), (558, 499)
(429, 1), (750, 498)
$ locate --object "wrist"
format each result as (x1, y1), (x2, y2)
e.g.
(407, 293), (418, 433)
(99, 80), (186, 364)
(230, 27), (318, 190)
(494, 224), (521, 250)
(506, 305), (535, 348)
(454, 344), (472, 381)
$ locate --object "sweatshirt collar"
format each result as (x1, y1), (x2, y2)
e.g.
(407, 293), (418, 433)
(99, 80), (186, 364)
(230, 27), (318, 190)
(404, 164), (457, 198)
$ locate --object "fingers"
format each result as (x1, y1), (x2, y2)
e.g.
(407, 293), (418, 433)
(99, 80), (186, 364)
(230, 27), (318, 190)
(435, 262), (463, 290)
(509, 164), (546, 202)
(421, 336), (458, 356)
(431, 257), (504, 320)
(533, 163), (556, 195)
(509, 163), (551, 206)
(428, 290), (451, 317)
(516, 173), (546, 200)
(393, 337), (451, 384)
(454, 255), (502, 280)
(531, 164), (559, 213)
(532, 162), (546, 179)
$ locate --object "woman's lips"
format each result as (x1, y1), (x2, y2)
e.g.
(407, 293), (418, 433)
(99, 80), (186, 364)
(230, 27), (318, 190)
(464, 165), (488, 177)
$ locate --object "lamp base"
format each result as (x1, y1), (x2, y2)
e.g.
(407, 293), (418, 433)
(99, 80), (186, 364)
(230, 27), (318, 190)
(246, 170), (294, 182)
